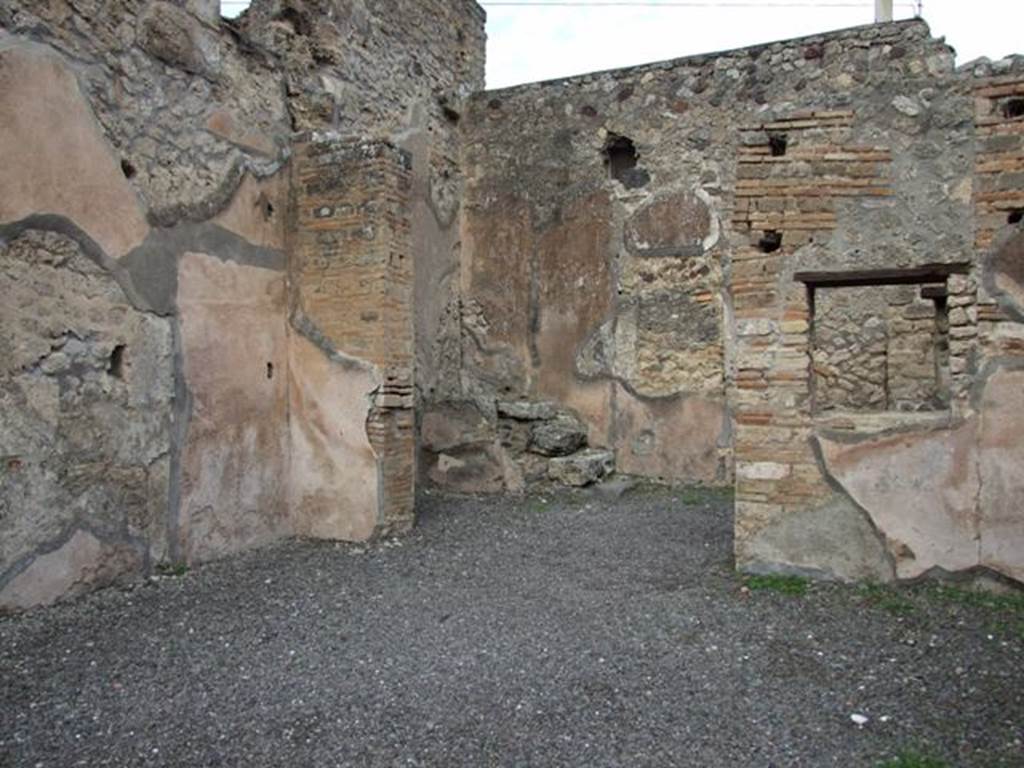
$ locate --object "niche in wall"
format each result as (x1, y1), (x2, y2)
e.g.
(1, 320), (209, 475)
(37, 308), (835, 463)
(796, 265), (969, 414)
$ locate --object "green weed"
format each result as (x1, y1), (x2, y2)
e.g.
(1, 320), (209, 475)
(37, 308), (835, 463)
(925, 584), (1024, 640)
(155, 561), (189, 577)
(926, 584), (1024, 614)
(858, 582), (916, 616)
(743, 573), (810, 596)
(525, 496), (551, 514)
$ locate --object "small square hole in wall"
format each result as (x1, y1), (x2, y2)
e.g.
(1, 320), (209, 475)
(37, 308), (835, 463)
(768, 133), (788, 157)
(108, 344), (126, 379)
(758, 230), (783, 253)
(1002, 97), (1024, 120)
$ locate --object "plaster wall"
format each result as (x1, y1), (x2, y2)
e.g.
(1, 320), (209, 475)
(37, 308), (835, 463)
(0, 0), (486, 610)
(3, 0), (1023, 608)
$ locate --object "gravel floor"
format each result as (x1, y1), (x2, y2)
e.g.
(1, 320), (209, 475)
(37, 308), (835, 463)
(2, 485), (1022, 767)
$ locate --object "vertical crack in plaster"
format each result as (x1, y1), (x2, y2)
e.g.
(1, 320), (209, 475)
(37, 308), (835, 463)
(166, 316), (192, 565)
(808, 435), (899, 579)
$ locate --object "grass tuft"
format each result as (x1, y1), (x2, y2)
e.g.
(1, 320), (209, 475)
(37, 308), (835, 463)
(744, 573), (809, 596)
(925, 584), (1024, 641)
(858, 582), (916, 616)
(155, 562), (189, 577)
(926, 584), (1024, 614)
(525, 496), (551, 514)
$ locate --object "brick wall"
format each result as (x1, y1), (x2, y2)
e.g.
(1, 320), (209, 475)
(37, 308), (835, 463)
(291, 137), (416, 533)
(731, 110), (898, 542)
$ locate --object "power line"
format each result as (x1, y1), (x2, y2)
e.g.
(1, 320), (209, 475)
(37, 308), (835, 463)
(220, 0), (923, 15)
(220, 0), (920, 5)
(480, 1), (915, 6)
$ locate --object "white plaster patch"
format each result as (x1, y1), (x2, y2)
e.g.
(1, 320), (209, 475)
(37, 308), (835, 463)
(736, 318), (778, 337)
(737, 461), (791, 481)
(695, 185), (721, 252)
(437, 453), (467, 471)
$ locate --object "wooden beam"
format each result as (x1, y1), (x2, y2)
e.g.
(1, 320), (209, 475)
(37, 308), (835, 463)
(793, 263), (970, 288)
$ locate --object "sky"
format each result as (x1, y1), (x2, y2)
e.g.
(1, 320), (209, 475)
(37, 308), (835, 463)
(221, 0), (1023, 90)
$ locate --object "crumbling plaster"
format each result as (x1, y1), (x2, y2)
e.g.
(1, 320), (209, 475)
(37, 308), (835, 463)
(2, 0), (1024, 611)
(448, 19), (1024, 585)
(0, 0), (485, 610)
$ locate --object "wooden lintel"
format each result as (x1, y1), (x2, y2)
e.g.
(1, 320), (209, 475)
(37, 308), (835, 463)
(793, 263), (970, 288)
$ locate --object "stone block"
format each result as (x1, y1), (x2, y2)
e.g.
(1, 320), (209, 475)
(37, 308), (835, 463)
(422, 401), (495, 452)
(529, 413), (588, 456)
(548, 449), (615, 487)
(736, 318), (778, 337)
(497, 400), (558, 421)
(138, 1), (220, 76)
(427, 444), (507, 494)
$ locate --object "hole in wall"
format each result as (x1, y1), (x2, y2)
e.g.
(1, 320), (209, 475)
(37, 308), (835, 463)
(768, 133), (788, 157)
(442, 105), (460, 124)
(275, 6), (311, 36)
(604, 134), (637, 178)
(759, 230), (783, 253)
(603, 133), (649, 189)
(264, 200), (275, 220)
(108, 344), (126, 379)
(266, 362), (274, 380)
(1009, 209), (1023, 224)
(1002, 97), (1024, 120)
(120, 159), (136, 179)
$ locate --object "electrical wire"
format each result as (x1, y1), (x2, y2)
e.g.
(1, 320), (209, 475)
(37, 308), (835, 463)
(220, 0), (919, 6)
(220, 0), (923, 16)
(480, 1), (910, 6)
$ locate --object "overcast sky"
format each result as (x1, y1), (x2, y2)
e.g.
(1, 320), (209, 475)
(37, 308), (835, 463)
(222, 0), (1023, 90)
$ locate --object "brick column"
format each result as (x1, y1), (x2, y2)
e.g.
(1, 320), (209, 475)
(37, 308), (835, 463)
(291, 137), (416, 534)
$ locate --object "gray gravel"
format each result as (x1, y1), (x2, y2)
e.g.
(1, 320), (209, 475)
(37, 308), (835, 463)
(2, 486), (1022, 767)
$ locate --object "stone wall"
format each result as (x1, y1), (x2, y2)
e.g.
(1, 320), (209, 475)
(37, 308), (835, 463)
(3, 1), (1023, 609)
(0, 0), (486, 610)
(238, 0), (487, 420)
(449, 20), (1024, 585)
(442, 21), (958, 493)
(812, 285), (948, 412)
